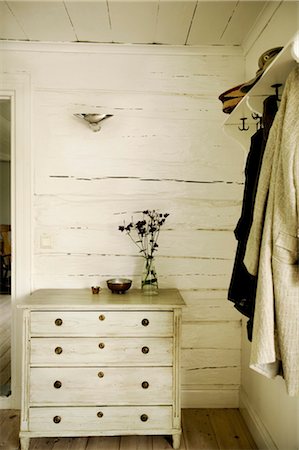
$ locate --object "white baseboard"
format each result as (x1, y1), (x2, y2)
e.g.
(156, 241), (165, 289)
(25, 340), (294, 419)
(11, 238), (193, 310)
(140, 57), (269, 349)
(182, 388), (239, 408)
(240, 388), (277, 450)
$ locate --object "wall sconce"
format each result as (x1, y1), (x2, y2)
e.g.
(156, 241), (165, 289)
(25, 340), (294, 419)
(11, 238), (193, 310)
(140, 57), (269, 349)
(74, 113), (113, 132)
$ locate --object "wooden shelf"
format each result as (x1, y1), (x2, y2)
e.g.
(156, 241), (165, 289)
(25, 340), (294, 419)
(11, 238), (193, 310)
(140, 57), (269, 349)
(222, 31), (299, 150)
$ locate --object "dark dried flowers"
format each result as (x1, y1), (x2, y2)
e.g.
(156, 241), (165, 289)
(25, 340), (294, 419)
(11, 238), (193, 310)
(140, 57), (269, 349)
(118, 210), (169, 260)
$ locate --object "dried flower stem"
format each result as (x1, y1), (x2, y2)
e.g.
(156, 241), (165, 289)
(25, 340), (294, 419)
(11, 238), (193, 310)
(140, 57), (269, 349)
(118, 210), (169, 260)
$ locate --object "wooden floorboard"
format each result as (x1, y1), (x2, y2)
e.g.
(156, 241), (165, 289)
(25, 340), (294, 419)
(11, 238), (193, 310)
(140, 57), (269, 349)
(0, 409), (257, 450)
(182, 409), (219, 450)
(0, 410), (19, 450)
(0, 294), (11, 394)
(208, 409), (256, 450)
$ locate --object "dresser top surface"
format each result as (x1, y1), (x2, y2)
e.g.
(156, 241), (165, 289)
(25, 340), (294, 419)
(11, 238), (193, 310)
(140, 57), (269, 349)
(17, 288), (185, 310)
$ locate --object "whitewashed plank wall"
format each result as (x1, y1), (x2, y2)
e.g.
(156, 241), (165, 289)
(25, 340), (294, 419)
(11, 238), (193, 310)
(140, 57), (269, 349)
(4, 44), (245, 406)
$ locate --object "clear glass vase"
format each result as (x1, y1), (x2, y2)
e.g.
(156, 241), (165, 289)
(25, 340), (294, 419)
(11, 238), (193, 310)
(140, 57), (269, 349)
(141, 257), (158, 295)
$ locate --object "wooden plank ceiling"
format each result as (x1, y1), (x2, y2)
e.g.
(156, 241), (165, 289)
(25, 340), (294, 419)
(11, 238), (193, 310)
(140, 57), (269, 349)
(0, 1), (267, 46)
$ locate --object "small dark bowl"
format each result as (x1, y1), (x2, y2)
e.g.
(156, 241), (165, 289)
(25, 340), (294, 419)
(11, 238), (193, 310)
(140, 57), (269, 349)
(107, 278), (132, 294)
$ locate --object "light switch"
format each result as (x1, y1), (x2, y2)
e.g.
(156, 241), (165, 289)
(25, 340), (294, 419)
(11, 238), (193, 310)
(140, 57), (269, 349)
(40, 233), (52, 249)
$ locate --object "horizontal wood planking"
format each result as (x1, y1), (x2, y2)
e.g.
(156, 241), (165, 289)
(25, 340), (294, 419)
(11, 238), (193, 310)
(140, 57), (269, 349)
(32, 83), (242, 291)
(182, 322), (241, 350)
(31, 50), (243, 297)
(182, 348), (240, 371)
(181, 290), (241, 403)
(33, 255), (234, 290)
(34, 196), (241, 230)
(182, 390), (239, 408)
(9, 47), (244, 92)
(34, 94), (244, 187)
(34, 228), (237, 259)
(32, 78), (242, 279)
(182, 366), (240, 386)
(181, 289), (240, 321)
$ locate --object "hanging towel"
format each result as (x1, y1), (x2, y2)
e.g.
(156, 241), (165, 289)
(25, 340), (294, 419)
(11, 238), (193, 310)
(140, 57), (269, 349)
(244, 67), (299, 396)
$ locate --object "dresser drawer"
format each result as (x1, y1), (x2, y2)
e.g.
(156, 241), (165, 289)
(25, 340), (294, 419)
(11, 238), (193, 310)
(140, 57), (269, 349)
(29, 405), (173, 432)
(30, 367), (173, 405)
(30, 310), (173, 336)
(30, 337), (173, 366)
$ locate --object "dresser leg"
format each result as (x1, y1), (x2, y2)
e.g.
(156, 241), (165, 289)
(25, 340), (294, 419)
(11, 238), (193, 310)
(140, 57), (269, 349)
(20, 437), (30, 450)
(172, 433), (181, 449)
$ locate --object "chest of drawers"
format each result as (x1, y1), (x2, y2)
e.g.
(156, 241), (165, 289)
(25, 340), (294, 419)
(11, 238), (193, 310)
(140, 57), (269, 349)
(18, 288), (185, 450)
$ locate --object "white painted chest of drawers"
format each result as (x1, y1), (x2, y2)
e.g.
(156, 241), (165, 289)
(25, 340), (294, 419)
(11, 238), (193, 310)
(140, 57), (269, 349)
(18, 288), (185, 450)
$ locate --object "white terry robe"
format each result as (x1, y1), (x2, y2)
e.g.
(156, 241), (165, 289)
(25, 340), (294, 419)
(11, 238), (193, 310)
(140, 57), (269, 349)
(244, 66), (299, 396)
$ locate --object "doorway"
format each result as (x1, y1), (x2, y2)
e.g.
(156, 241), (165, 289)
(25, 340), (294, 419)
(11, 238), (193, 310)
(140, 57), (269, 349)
(0, 98), (11, 397)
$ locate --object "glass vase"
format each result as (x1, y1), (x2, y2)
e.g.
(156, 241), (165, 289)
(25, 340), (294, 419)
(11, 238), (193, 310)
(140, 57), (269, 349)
(141, 257), (158, 295)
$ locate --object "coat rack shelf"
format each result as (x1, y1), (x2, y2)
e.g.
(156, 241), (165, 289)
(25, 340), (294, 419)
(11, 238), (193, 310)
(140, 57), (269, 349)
(222, 31), (299, 150)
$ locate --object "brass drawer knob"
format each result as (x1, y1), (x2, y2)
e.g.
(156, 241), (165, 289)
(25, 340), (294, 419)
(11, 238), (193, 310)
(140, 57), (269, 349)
(140, 414), (148, 422)
(55, 318), (63, 326)
(97, 411), (104, 418)
(98, 342), (105, 349)
(99, 314), (105, 321)
(55, 347), (63, 355)
(53, 416), (61, 424)
(141, 381), (149, 389)
(142, 346), (149, 354)
(54, 380), (62, 389)
(141, 318), (149, 327)
(98, 371), (104, 378)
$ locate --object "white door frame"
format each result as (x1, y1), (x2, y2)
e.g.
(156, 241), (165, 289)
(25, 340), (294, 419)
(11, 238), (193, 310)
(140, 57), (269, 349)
(0, 73), (32, 409)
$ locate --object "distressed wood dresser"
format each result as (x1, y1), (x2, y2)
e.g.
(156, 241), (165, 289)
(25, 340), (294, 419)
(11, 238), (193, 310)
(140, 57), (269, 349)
(18, 288), (185, 450)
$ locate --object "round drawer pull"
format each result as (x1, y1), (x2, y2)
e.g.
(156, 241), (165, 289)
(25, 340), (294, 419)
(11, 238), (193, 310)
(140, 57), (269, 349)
(98, 342), (105, 349)
(141, 318), (149, 327)
(141, 381), (149, 389)
(99, 314), (105, 321)
(140, 414), (148, 422)
(54, 380), (62, 389)
(98, 371), (104, 378)
(55, 346), (63, 355)
(53, 416), (61, 424)
(55, 318), (63, 326)
(97, 411), (104, 418)
(142, 346), (149, 354)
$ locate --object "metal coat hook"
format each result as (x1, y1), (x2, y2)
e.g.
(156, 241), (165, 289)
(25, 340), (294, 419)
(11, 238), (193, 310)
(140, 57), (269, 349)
(252, 112), (263, 130)
(271, 83), (282, 101)
(238, 117), (249, 131)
